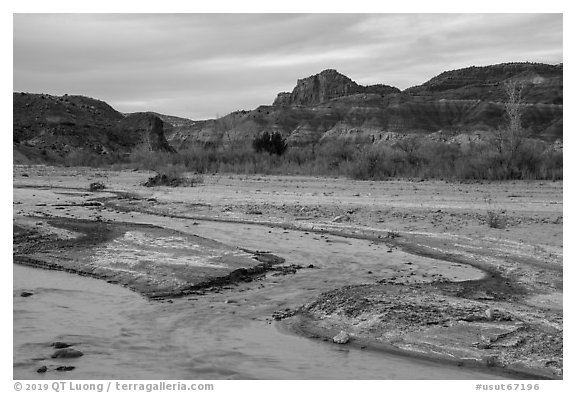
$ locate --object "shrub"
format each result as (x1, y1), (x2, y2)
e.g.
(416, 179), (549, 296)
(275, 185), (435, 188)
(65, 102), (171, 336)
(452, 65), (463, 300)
(348, 146), (389, 180)
(143, 165), (202, 187)
(486, 210), (507, 229)
(64, 150), (109, 167)
(48, 125), (562, 181)
(129, 148), (179, 171)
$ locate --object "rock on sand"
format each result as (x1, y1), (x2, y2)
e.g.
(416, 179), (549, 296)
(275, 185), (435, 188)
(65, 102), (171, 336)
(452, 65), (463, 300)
(333, 331), (350, 344)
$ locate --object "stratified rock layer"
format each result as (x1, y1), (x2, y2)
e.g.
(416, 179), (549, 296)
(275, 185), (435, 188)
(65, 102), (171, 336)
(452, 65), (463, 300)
(14, 62), (563, 160)
(165, 63), (562, 149)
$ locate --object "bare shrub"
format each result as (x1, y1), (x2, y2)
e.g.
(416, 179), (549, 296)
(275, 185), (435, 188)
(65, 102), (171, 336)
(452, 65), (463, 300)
(348, 146), (392, 180)
(540, 149), (563, 180)
(486, 210), (507, 229)
(143, 165), (202, 187)
(416, 141), (460, 178)
(129, 147), (179, 171)
(64, 150), (108, 167)
(484, 195), (507, 229)
(318, 141), (356, 169)
(394, 135), (421, 166)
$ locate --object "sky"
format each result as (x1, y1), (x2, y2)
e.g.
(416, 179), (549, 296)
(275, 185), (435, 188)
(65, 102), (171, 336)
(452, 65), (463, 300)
(13, 13), (563, 120)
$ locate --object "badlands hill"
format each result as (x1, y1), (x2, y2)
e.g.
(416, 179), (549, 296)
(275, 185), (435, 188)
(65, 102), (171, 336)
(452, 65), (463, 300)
(13, 93), (174, 163)
(14, 62), (563, 162)
(163, 63), (562, 150)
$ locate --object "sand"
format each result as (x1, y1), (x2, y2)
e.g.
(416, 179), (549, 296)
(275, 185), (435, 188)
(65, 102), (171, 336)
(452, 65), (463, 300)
(13, 165), (563, 378)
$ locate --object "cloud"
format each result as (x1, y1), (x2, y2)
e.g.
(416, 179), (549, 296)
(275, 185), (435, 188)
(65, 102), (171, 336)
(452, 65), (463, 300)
(13, 13), (562, 119)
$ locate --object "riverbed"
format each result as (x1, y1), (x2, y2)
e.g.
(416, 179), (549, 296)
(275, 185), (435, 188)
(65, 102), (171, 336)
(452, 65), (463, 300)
(13, 167), (563, 379)
(14, 264), (514, 380)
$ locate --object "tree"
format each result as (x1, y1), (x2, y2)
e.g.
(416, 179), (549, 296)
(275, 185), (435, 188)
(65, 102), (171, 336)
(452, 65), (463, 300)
(502, 80), (527, 155)
(252, 131), (287, 156)
(492, 80), (527, 155)
(269, 131), (288, 155)
(489, 80), (531, 178)
(394, 134), (421, 166)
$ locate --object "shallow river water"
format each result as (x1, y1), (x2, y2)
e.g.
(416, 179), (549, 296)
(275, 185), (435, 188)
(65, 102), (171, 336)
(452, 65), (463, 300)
(14, 264), (514, 380)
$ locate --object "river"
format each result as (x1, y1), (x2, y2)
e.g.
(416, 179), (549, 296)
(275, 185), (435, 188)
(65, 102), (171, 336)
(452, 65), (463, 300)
(14, 264), (512, 380)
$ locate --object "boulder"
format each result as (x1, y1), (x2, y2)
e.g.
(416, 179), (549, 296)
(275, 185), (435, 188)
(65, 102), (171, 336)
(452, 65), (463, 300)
(51, 348), (84, 359)
(333, 330), (350, 344)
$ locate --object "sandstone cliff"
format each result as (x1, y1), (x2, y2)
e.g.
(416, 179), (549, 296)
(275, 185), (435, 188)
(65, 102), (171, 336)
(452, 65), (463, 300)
(165, 63), (562, 149)
(273, 69), (400, 106)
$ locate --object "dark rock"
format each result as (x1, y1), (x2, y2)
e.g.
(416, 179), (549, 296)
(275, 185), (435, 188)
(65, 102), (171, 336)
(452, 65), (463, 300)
(88, 182), (106, 191)
(36, 365), (47, 373)
(51, 342), (72, 349)
(56, 366), (75, 372)
(51, 348), (83, 359)
(272, 309), (296, 321)
(20, 291), (34, 297)
(245, 208), (263, 215)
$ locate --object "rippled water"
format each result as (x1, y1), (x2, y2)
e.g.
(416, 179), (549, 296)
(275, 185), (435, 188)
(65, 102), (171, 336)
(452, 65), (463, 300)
(14, 264), (513, 380)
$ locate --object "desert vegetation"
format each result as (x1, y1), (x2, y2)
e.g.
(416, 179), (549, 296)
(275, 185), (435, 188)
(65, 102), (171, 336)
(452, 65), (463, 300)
(52, 134), (561, 182)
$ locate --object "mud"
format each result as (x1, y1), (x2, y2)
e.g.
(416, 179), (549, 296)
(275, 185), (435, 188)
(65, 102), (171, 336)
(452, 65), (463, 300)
(289, 280), (561, 378)
(13, 166), (563, 379)
(14, 218), (292, 299)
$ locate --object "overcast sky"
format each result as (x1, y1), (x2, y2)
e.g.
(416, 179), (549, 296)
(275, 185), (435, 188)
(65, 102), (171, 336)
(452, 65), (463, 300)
(13, 13), (563, 120)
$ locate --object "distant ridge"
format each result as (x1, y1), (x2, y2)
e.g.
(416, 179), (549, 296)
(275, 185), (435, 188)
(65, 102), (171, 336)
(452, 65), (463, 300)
(164, 62), (562, 149)
(13, 62), (563, 162)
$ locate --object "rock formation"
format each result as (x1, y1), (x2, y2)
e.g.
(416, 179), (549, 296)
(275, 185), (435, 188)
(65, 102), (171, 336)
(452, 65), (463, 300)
(164, 63), (562, 149)
(114, 112), (176, 153)
(13, 62), (563, 162)
(13, 93), (175, 163)
(273, 69), (400, 106)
